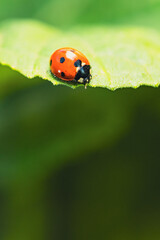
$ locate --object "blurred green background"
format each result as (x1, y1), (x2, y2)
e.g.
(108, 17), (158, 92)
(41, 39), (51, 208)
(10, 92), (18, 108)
(1, 0), (160, 239)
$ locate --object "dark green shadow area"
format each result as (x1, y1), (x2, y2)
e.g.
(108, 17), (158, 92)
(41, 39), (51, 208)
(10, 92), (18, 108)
(0, 64), (42, 99)
(48, 102), (160, 240)
(0, 80), (160, 239)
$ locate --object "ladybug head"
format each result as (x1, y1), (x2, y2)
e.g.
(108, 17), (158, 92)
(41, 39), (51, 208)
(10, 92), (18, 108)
(75, 65), (92, 86)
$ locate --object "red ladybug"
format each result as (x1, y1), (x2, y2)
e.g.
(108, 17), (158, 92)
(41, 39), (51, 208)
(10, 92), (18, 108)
(50, 47), (91, 87)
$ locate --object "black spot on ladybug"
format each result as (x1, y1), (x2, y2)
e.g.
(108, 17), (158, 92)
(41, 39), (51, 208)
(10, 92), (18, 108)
(50, 59), (52, 66)
(74, 59), (82, 67)
(61, 72), (65, 77)
(60, 57), (65, 63)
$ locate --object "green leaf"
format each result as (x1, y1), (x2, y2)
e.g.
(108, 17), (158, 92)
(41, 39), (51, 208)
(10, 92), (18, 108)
(0, 20), (160, 89)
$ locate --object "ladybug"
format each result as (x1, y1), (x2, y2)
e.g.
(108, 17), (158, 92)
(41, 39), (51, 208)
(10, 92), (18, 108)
(50, 47), (92, 87)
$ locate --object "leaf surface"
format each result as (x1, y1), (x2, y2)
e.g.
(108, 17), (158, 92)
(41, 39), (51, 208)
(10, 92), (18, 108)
(0, 20), (160, 89)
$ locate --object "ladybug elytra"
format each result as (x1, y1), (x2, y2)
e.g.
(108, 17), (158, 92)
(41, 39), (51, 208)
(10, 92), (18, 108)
(50, 47), (92, 87)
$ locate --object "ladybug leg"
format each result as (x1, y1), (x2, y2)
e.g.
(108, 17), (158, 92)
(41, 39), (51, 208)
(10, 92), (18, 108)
(84, 83), (87, 89)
